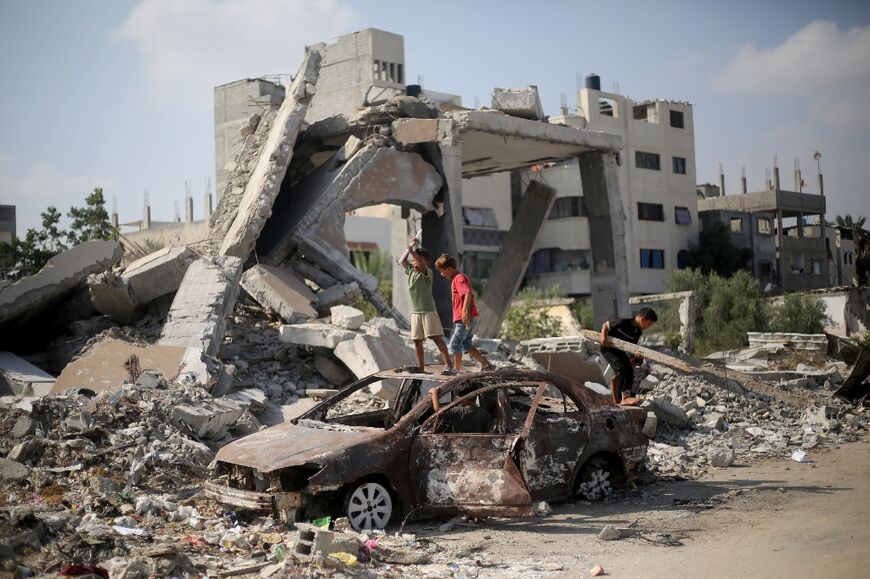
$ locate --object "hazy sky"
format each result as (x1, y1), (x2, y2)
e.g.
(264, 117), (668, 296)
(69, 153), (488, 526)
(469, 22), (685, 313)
(1, 0), (868, 233)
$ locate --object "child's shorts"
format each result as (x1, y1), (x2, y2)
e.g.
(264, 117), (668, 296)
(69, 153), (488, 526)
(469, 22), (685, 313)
(448, 318), (478, 354)
(410, 311), (444, 340)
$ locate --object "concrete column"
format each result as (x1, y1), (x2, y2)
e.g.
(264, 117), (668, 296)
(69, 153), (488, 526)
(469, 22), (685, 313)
(185, 197), (194, 223)
(143, 205), (151, 230)
(111, 213), (119, 228)
(818, 172), (825, 196)
(718, 172), (726, 196)
(740, 175), (748, 194)
(773, 166), (781, 190)
(776, 208), (784, 288)
(579, 151), (630, 327)
(204, 192), (213, 218)
(795, 169), (802, 192)
(476, 180), (557, 338)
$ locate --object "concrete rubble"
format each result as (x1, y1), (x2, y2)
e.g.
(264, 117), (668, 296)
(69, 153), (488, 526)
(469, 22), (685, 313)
(1, 32), (868, 579)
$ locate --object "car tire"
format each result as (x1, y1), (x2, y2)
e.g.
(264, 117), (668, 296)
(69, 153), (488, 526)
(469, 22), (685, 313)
(345, 481), (393, 531)
(575, 457), (615, 501)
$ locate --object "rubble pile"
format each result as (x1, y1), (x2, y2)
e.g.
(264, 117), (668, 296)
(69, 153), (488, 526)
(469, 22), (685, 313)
(641, 365), (867, 478)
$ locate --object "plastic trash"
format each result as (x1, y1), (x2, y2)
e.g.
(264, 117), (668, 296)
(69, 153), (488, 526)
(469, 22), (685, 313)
(328, 552), (358, 567)
(791, 449), (811, 463)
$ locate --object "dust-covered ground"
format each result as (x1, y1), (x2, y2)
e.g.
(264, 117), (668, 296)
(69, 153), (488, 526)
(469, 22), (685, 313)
(401, 437), (870, 579)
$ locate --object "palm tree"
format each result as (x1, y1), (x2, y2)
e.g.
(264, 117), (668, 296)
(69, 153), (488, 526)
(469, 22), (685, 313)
(834, 215), (869, 285)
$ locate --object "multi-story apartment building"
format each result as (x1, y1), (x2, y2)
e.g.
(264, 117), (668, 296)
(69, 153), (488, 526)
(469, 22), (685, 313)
(464, 75), (699, 295)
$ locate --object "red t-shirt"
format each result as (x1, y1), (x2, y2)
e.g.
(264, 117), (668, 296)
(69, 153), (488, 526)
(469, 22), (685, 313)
(451, 273), (479, 322)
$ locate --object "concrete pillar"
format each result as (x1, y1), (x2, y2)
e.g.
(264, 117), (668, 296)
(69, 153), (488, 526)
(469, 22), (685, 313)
(679, 293), (696, 354)
(111, 213), (119, 228)
(795, 169), (802, 192)
(798, 213), (804, 238)
(143, 205), (151, 230)
(185, 197), (194, 223)
(579, 151), (630, 326)
(776, 208), (784, 288)
(476, 181), (557, 338)
(740, 175), (748, 194)
(818, 172), (825, 196)
(773, 166), (781, 190)
(718, 172), (726, 196)
(204, 192), (213, 218)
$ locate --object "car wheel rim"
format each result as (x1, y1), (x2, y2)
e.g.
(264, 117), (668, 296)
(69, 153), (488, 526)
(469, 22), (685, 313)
(578, 467), (612, 501)
(348, 482), (392, 531)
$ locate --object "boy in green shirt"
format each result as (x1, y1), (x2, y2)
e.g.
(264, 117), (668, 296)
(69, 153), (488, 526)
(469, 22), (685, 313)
(402, 242), (452, 374)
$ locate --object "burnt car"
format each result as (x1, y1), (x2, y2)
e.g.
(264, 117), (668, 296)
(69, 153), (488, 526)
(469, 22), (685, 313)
(204, 368), (656, 530)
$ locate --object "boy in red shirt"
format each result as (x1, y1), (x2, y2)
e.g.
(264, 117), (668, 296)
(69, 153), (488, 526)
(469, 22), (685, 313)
(434, 254), (494, 373)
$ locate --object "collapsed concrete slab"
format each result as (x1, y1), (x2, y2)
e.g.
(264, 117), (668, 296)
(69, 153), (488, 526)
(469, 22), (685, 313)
(313, 353), (352, 386)
(240, 264), (317, 323)
(330, 305), (364, 330)
(218, 47), (324, 259)
(0, 352), (55, 397)
(278, 323), (355, 349)
(51, 338), (209, 395)
(159, 256), (244, 357)
(172, 399), (245, 439)
(0, 240), (122, 327)
(476, 180), (557, 338)
(491, 86), (545, 120)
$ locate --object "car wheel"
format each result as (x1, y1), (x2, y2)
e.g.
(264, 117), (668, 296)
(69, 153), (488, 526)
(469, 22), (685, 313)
(346, 481), (393, 531)
(576, 458), (614, 501)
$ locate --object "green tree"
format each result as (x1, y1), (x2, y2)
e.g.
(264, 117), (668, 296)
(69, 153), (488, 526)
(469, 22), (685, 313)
(350, 250), (393, 320)
(66, 187), (116, 245)
(768, 293), (831, 334)
(685, 221), (753, 277)
(500, 287), (564, 342)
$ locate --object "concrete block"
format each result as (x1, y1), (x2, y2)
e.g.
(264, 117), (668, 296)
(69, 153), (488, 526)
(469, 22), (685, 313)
(709, 448), (735, 468)
(334, 330), (416, 399)
(52, 338), (209, 395)
(88, 272), (138, 323)
(704, 412), (726, 431)
(314, 354), (352, 386)
(491, 86), (545, 120)
(241, 264), (317, 323)
(123, 246), (197, 304)
(226, 387), (267, 413)
(294, 523), (360, 558)
(0, 352), (55, 396)
(159, 256), (244, 357)
(171, 398), (245, 439)
(279, 323), (356, 349)
(0, 240), (122, 326)
(315, 282), (361, 315)
(651, 399), (689, 428)
(391, 118), (439, 145)
(330, 305), (364, 330)
(281, 399), (318, 421)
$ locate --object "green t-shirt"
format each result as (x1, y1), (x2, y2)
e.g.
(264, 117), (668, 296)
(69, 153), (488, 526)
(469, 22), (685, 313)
(406, 265), (437, 314)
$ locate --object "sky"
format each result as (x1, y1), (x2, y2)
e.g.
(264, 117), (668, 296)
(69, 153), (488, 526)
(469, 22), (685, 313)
(1, 0), (868, 233)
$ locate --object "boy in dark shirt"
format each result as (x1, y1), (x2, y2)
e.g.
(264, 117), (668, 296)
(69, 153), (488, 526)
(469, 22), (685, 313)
(599, 307), (657, 405)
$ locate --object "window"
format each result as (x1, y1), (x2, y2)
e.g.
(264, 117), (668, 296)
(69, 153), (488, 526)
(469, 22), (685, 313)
(397, 64), (404, 84)
(730, 217), (743, 233)
(599, 97), (617, 117)
(640, 249), (665, 269)
(677, 249), (689, 269)
(635, 151), (661, 171)
(811, 261), (822, 275)
(637, 202), (665, 221)
(373, 60), (381, 80)
(672, 156), (687, 175)
(463, 207), (499, 228)
(759, 261), (773, 277)
(674, 206), (692, 225)
(670, 109), (685, 128)
(464, 251), (498, 281)
(756, 217), (772, 235)
(549, 196), (587, 219)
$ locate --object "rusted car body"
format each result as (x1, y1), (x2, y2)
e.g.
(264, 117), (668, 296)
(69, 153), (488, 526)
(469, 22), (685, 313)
(204, 368), (655, 529)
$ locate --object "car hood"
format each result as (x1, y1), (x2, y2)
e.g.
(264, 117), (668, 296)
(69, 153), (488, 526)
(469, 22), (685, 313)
(214, 419), (383, 473)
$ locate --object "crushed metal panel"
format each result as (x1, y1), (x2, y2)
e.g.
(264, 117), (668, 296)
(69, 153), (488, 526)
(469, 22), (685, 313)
(833, 349), (870, 403)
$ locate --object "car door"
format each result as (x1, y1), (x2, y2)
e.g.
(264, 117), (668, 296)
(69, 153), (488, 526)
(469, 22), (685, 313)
(407, 384), (546, 517)
(515, 386), (592, 501)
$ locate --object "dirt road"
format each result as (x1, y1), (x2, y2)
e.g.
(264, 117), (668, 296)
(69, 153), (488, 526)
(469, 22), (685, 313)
(405, 437), (870, 578)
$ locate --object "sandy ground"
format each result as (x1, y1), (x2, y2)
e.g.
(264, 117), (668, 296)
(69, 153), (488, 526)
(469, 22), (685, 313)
(403, 436), (870, 579)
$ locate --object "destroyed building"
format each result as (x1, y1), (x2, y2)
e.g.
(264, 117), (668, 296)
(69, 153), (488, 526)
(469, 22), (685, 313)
(0, 25), (868, 579)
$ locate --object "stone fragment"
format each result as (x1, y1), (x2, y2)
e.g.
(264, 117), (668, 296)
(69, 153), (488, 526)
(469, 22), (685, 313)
(91, 477), (122, 496)
(315, 282), (361, 315)
(598, 525), (621, 541)
(226, 388), (267, 413)
(704, 412), (726, 431)
(281, 399), (318, 421)
(7, 441), (36, 462)
(0, 240), (122, 326)
(241, 265), (317, 323)
(0, 457), (30, 483)
(279, 323), (355, 349)
(651, 399), (689, 428)
(330, 305), (365, 330)
(11, 415), (36, 438)
(491, 86), (545, 120)
(710, 448), (735, 468)
(0, 351), (56, 397)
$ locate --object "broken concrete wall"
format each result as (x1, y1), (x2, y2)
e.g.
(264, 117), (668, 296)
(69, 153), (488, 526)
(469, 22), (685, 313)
(630, 290), (696, 353)
(0, 240), (122, 328)
(240, 264), (317, 323)
(159, 256), (244, 357)
(218, 47), (323, 259)
(476, 180), (557, 338)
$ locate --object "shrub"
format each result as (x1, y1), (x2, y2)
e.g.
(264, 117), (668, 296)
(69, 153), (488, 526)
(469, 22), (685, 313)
(500, 287), (564, 342)
(768, 293), (831, 334)
(853, 332), (870, 352)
